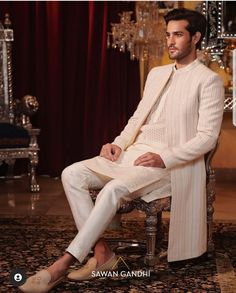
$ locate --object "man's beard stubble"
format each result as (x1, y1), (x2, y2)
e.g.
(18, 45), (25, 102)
(168, 41), (192, 61)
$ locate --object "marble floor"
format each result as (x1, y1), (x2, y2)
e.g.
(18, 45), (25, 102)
(0, 175), (235, 222)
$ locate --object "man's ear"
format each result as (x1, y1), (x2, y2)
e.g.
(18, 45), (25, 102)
(192, 31), (201, 45)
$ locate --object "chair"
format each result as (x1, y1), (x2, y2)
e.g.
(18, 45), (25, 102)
(0, 14), (40, 192)
(90, 145), (218, 266)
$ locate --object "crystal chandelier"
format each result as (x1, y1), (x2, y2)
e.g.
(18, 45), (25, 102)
(107, 2), (166, 63)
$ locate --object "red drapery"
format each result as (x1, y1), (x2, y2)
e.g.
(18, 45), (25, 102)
(0, 1), (140, 176)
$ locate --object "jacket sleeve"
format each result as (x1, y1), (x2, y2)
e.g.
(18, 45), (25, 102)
(159, 74), (224, 169)
(112, 68), (157, 150)
(112, 98), (144, 150)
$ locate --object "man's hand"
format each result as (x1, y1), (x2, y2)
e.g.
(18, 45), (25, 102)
(134, 152), (166, 168)
(100, 143), (122, 161)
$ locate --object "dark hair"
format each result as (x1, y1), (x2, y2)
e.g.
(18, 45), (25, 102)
(164, 8), (207, 49)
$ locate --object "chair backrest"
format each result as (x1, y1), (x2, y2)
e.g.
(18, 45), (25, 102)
(0, 14), (14, 124)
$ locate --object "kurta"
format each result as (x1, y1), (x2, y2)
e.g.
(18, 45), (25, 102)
(83, 70), (174, 201)
(82, 59), (224, 262)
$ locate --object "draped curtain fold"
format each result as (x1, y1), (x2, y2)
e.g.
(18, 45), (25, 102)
(0, 1), (140, 176)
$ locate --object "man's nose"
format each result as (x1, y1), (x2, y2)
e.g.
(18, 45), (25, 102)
(167, 36), (175, 46)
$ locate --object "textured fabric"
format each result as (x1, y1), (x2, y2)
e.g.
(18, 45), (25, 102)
(82, 71), (174, 201)
(0, 2), (140, 175)
(0, 123), (29, 148)
(110, 59), (224, 262)
(82, 155), (171, 199)
(62, 163), (132, 262)
(84, 59), (224, 262)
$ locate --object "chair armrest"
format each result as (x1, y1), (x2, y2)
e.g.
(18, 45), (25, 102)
(27, 128), (40, 148)
(205, 142), (219, 176)
(13, 95), (39, 129)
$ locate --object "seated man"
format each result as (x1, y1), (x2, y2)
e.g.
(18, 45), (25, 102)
(20, 8), (224, 293)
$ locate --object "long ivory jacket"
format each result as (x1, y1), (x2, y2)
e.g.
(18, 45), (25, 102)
(111, 59), (224, 262)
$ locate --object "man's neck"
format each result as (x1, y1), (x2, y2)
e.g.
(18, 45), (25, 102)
(175, 53), (197, 69)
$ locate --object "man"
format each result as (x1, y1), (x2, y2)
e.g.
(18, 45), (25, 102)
(20, 8), (224, 293)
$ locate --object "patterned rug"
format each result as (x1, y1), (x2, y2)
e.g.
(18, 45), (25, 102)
(0, 216), (235, 293)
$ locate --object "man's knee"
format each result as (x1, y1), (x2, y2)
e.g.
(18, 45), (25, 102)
(61, 165), (71, 186)
(61, 162), (86, 186)
(96, 180), (129, 207)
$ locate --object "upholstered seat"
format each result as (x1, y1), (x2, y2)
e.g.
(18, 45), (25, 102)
(0, 123), (29, 148)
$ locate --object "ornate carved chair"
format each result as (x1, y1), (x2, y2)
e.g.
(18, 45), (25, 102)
(0, 14), (40, 192)
(90, 145), (218, 266)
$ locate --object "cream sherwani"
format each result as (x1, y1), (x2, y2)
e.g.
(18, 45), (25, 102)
(81, 59), (224, 262)
(83, 69), (173, 201)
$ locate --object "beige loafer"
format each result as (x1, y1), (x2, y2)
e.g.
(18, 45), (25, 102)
(19, 269), (64, 293)
(68, 253), (118, 281)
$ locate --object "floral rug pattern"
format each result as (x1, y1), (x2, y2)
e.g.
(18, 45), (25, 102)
(0, 216), (235, 292)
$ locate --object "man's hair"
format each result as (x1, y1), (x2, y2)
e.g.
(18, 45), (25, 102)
(164, 8), (207, 49)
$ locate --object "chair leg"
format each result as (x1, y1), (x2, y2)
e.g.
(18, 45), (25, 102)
(144, 214), (159, 266)
(207, 169), (216, 257)
(207, 196), (215, 257)
(29, 151), (40, 192)
(156, 211), (163, 248)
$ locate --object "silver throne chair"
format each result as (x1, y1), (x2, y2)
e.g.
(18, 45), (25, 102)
(0, 14), (40, 192)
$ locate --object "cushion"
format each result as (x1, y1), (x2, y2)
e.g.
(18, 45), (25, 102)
(0, 123), (30, 148)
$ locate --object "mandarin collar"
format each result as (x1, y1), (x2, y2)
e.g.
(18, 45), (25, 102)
(173, 58), (200, 74)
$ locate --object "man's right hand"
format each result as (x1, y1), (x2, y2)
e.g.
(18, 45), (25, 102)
(100, 143), (122, 162)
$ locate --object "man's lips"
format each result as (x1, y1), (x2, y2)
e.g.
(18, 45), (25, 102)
(168, 47), (177, 52)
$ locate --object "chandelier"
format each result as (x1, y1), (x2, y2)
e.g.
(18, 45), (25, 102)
(107, 2), (166, 62)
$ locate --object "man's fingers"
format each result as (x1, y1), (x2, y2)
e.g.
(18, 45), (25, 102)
(101, 148), (115, 161)
(100, 144), (121, 161)
(134, 153), (150, 165)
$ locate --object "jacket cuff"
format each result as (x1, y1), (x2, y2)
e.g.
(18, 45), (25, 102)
(159, 148), (176, 169)
(112, 138), (126, 151)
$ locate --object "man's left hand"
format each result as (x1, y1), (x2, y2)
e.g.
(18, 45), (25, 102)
(134, 152), (166, 168)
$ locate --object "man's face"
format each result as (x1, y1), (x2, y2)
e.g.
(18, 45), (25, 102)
(166, 20), (196, 61)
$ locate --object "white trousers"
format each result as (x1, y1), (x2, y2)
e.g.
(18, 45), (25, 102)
(61, 162), (131, 263)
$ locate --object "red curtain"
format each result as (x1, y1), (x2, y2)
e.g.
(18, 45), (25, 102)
(0, 1), (140, 176)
